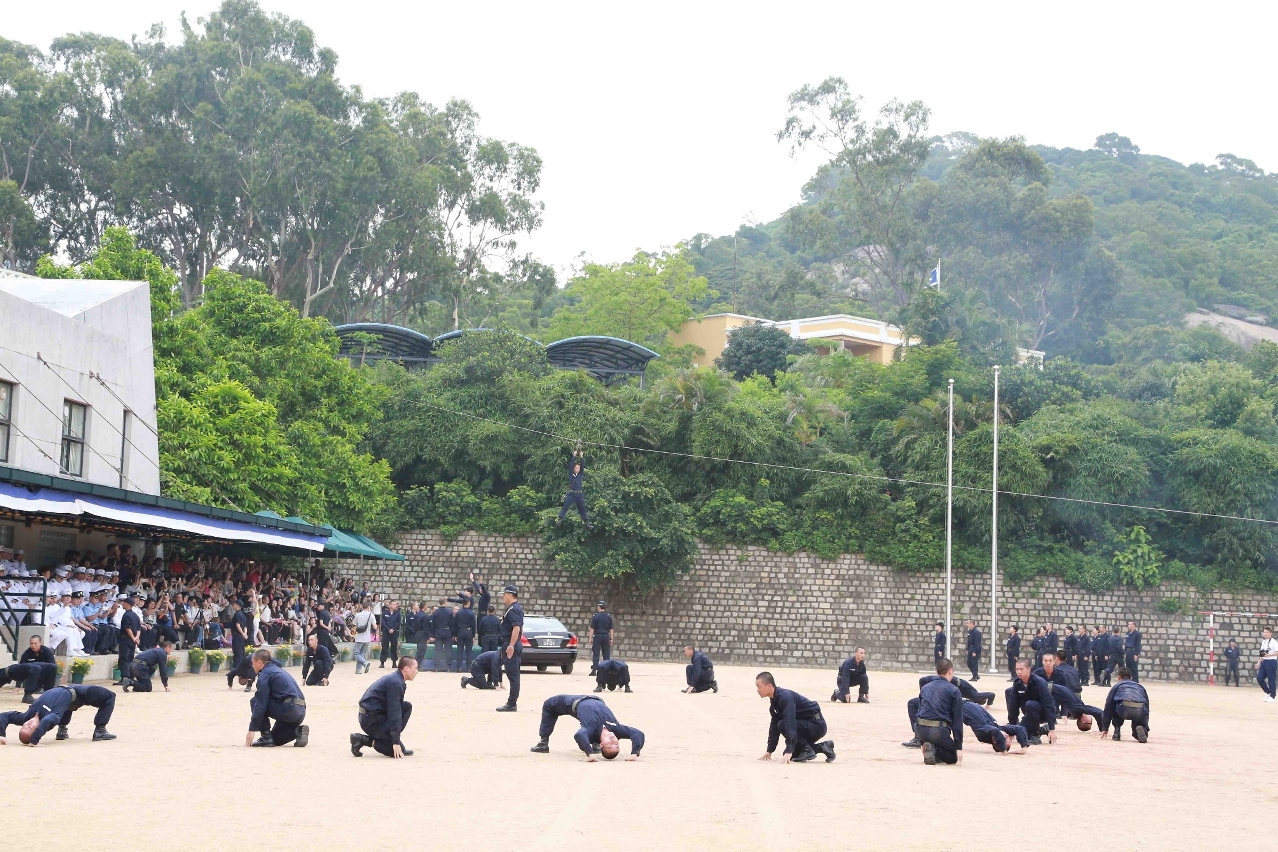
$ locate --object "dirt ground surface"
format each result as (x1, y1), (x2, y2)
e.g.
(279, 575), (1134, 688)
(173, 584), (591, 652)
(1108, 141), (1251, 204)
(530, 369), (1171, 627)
(3, 659), (1273, 850)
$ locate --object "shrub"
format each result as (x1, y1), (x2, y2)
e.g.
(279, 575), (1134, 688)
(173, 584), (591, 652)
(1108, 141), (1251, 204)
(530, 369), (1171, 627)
(1157, 596), (1186, 614)
(273, 645), (291, 663)
(187, 648), (206, 666)
(1113, 525), (1163, 589)
(70, 658), (93, 675)
(207, 650), (226, 665)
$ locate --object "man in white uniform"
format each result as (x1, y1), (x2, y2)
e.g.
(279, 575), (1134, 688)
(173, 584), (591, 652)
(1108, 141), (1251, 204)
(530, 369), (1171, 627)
(47, 591), (85, 656)
(1257, 627), (1278, 703)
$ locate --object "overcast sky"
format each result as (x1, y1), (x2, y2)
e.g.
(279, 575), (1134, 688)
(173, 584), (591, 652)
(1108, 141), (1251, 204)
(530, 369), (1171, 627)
(7, 2), (1276, 279)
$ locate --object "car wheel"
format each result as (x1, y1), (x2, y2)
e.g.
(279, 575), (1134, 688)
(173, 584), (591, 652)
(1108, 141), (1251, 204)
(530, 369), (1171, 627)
(536, 664), (547, 672)
(561, 663), (573, 674)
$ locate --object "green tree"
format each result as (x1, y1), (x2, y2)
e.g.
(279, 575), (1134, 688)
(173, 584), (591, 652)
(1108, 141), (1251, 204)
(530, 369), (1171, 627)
(714, 322), (806, 381)
(547, 249), (711, 346)
(1112, 525), (1162, 589)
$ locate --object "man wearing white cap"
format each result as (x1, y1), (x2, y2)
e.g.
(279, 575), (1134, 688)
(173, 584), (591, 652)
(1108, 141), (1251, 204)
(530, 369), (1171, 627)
(13, 550), (28, 576)
(47, 591), (85, 657)
(0, 547), (14, 575)
(70, 567), (92, 597)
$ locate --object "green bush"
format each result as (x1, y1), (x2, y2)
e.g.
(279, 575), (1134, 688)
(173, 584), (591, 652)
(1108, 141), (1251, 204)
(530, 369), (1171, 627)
(1157, 596), (1186, 614)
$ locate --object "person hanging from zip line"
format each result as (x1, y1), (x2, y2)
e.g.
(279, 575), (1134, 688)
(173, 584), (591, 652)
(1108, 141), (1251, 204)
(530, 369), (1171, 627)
(557, 442), (594, 531)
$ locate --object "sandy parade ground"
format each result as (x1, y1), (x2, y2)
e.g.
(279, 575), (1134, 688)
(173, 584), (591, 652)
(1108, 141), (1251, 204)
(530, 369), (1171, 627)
(2, 659), (1274, 851)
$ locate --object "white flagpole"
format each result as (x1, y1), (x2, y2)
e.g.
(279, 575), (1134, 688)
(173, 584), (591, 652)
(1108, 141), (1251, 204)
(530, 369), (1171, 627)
(989, 366), (1000, 673)
(945, 378), (954, 659)
(937, 259), (941, 292)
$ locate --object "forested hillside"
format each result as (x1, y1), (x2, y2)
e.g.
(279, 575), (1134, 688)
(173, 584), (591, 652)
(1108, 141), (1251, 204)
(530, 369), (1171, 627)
(7, 4), (1278, 594)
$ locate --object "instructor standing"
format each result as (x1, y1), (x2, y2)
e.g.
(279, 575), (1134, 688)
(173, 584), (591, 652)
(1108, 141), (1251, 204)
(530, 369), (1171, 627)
(965, 620), (982, 681)
(496, 585), (523, 713)
(588, 601), (614, 676)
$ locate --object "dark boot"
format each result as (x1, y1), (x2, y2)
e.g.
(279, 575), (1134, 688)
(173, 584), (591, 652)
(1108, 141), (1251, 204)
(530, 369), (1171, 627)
(350, 732), (370, 757)
(250, 731), (276, 747)
(460, 676), (468, 689)
(21, 693), (34, 704)
(901, 737), (921, 748)
(921, 742), (936, 765)
(592, 685), (604, 693)
(624, 685), (633, 693)
(857, 694), (870, 704)
(294, 725), (309, 748)
(530, 737), (550, 754)
(711, 680), (718, 693)
(791, 745), (818, 762)
(496, 703), (517, 712)
(816, 740), (836, 762)
(56, 726), (69, 741)
(1133, 725), (1147, 743)
(93, 727), (116, 741)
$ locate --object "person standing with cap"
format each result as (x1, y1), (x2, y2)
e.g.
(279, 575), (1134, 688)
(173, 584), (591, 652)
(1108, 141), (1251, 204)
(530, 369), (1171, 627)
(453, 597), (476, 673)
(588, 601), (614, 676)
(933, 622), (946, 667)
(1223, 638), (1241, 687)
(1257, 627), (1278, 702)
(496, 585), (524, 712)
(115, 595), (141, 686)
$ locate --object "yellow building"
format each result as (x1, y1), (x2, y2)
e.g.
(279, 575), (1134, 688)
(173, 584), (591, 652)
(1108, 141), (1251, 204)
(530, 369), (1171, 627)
(669, 312), (912, 367)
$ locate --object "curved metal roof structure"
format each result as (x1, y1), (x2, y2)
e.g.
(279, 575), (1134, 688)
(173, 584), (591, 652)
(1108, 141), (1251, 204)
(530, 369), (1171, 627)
(545, 336), (660, 385)
(333, 324), (658, 384)
(334, 323), (435, 364)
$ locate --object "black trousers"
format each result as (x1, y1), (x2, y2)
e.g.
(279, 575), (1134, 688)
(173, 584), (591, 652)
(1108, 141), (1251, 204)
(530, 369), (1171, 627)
(1125, 654), (1139, 682)
(1226, 661), (1240, 686)
(1093, 655), (1106, 684)
(305, 669), (328, 686)
(597, 667), (630, 690)
(834, 671), (869, 701)
(967, 652), (980, 680)
(686, 666), (715, 692)
(60, 686), (115, 729)
(1113, 702), (1149, 735)
(465, 657), (497, 689)
(1006, 654), (1017, 678)
(503, 651), (521, 706)
(917, 723), (958, 763)
(128, 662), (158, 692)
(231, 635), (246, 669)
(1078, 656), (1090, 685)
(592, 637), (612, 668)
(434, 632), (452, 671)
(480, 635), (500, 653)
(559, 491), (588, 523)
(118, 640), (136, 681)
(381, 633), (399, 665)
(454, 633), (474, 671)
(261, 702), (306, 745)
(786, 715), (828, 755)
(360, 702), (413, 756)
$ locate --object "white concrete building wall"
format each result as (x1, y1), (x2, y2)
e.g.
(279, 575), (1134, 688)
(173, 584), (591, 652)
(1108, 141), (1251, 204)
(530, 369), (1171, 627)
(0, 277), (160, 495)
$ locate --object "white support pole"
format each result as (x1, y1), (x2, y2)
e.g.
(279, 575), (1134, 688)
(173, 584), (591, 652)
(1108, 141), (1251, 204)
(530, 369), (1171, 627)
(989, 365), (1000, 673)
(945, 378), (954, 660)
(1208, 612), (1215, 686)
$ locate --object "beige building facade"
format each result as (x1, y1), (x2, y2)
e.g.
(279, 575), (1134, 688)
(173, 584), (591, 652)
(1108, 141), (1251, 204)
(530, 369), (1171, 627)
(669, 312), (912, 368)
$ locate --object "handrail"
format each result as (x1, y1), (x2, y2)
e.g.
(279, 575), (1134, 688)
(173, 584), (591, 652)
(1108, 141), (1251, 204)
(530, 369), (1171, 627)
(0, 577), (47, 661)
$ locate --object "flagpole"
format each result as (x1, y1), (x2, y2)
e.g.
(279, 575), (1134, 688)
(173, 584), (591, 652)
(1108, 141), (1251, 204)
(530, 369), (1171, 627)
(989, 365), (1000, 674)
(937, 259), (941, 293)
(945, 377), (954, 660)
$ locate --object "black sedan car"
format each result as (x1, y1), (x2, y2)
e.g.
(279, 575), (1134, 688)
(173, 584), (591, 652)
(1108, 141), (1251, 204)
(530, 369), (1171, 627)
(519, 615), (579, 673)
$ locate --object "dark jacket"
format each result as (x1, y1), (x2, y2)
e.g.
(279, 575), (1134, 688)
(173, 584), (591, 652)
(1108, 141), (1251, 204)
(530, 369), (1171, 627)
(454, 606), (476, 637)
(590, 611), (614, 637)
(567, 456), (586, 492)
(966, 628), (982, 656)
(1101, 680), (1150, 732)
(431, 606), (455, 636)
(134, 646), (171, 686)
(478, 614), (501, 640)
(359, 670), (409, 744)
(1006, 632), (1021, 658)
(1224, 644), (1241, 665)
(1077, 633), (1092, 656)
(934, 631), (946, 657)
(688, 650), (713, 683)
(303, 644), (333, 680)
(1007, 672), (1056, 730)
(249, 660), (304, 732)
(837, 657), (866, 690)
(19, 646), (55, 667)
(1125, 630), (1142, 655)
(766, 687), (823, 755)
(499, 602), (524, 647)
(917, 678), (964, 750)
(381, 609), (402, 636)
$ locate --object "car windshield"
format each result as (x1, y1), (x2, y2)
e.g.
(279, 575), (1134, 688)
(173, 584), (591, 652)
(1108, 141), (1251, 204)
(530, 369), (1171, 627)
(524, 617), (567, 633)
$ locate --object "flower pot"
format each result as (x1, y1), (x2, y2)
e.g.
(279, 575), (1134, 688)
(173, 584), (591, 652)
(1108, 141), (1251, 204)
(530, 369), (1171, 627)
(71, 672), (85, 684)
(112, 666), (121, 680)
(209, 661), (222, 673)
(188, 663), (202, 674)
(165, 664), (177, 678)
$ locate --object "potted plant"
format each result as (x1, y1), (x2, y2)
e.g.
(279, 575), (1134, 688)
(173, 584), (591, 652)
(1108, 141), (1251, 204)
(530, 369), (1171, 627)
(165, 654), (179, 678)
(207, 649), (225, 673)
(187, 647), (206, 674)
(56, 659), (65, 679)
(70, 657), (93, 684)
(370, 643), (381, 659)
(273, 645), (291, 666)
(292, 647), (306, 667)
(112, 664), (121, 681)
(339, 648), (352, 662)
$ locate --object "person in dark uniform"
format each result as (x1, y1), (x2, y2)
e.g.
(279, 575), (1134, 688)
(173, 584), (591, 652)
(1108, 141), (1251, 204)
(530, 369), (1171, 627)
(452, 598), (476, 673)
(116, 595), (142, 686)
(588, 601), (614, 675)
(594, 659), (632, 693)
(755, 672), (834, 763)
(430, 598), (455, 673)
(900, 672), (994, 748)
(1075, 626), (1091, 687)
(831, 646), (869, 703)
(1105, 627), (1123, 684)
(1224, 639), (1241, 686)
(530, 693), (644, 760)
(1005, 625), (1021, 681)
(1044, 623), (1059, 660)
(1, 663), (56, 705)
(933, 622), (946, 666)
(965, 620), (982, 681)
(1006, 657), (1057, 746)
(379, 600), (402, 668)
(352, 655), (417, 757)
(1030, 627), (1044, 670)
(17, 634), (57, 702)
(911, 658), (964, 765)
(496, 585), (524, 712)
(556, 449), (593, 530)
(1063, 626), (1077, 671)
(683, 646), (717, 693)
(1091, 626), (1107, 685)
(412, 603), (433, 667)
(1100, 666), (1150, 742)
(54, 684), (118, 741)
(302, 633), (333, 686)
(230, 599), (249, 671)
(472, 573), (491, 617)
(227, 652), (257, 692)
(123, 642), (173, 692)
(1124, 621), (1142, 682)
(461, 649), (504, 690)
(478, 605), (501, 653)
(245, 648), (308, 747)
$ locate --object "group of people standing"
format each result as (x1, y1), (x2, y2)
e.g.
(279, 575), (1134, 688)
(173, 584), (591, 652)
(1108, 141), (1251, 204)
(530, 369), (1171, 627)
(1000, 621), (1144, 685)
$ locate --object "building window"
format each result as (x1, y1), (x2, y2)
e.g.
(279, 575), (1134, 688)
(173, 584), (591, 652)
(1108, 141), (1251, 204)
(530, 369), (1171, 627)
(37, 528), (76, 572)
(0, 524), (13, 549)
(60, 400), (87, 477)
(0, 380), (11, 464)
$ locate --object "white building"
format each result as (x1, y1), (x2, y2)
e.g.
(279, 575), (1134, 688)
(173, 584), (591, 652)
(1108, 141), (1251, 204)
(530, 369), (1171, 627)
(0, 270), (161, 494)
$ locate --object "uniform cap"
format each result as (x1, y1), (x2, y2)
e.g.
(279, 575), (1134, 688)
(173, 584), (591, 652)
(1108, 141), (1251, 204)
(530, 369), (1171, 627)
(503, 584), (518, 596)
(597, 600), (607, 607)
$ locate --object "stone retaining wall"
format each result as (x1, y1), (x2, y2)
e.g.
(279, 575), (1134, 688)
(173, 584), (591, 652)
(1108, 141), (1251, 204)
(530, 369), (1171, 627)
(338, 531), (1278, 683)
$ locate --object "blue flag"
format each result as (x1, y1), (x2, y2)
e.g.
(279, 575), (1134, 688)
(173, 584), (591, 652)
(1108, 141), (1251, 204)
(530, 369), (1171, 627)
(929, 265), (940, 288)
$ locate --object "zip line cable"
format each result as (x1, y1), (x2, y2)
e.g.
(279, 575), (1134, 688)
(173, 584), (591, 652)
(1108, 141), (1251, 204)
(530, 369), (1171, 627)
(409, 397), (1278, 529)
